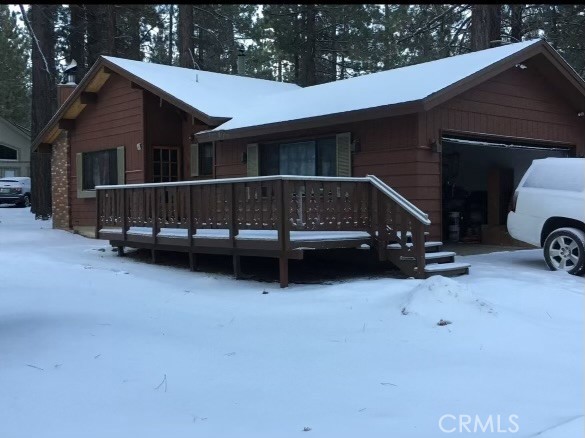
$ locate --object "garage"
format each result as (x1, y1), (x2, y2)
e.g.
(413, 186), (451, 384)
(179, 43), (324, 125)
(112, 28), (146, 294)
(441, 134), (573, 245)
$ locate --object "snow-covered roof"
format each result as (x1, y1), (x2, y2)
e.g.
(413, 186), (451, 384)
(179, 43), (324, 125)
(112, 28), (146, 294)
(102, 56), (300, 119)
(204, 39), (542, 134)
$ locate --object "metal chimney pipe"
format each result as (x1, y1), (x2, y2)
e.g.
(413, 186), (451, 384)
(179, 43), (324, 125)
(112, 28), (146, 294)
(237, 47), (246, 76)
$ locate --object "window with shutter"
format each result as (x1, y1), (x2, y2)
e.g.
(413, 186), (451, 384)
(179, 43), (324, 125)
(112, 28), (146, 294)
(256, 135), (348, 177)
(336, 132), (352, 177)
(247, 143), (259, 176)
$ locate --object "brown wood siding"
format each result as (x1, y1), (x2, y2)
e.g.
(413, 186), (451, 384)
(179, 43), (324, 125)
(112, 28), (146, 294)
(143, 91), (185, 182)
(69, 73), (144, 227)
(424, 66), (585, 152)
(213, 114), (444, 233)
(216, 114), (418, 176)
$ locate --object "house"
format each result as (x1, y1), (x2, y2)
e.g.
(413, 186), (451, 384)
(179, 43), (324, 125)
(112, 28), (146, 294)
(0, 115), (30, 178)
(32, 38), (585, 245)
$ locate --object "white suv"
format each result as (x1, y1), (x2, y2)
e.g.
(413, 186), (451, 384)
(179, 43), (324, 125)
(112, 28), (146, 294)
(507, 158), (584, 275)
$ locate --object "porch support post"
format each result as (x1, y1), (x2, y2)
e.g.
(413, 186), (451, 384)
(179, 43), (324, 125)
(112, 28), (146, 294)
(376, 187), (388, 261)
(278, 179), (290, 288)
(187, 184), (197, 271)
(229, 183), (242, 279)
(414, 221), (426, 279)
(151, 187), (158, 264)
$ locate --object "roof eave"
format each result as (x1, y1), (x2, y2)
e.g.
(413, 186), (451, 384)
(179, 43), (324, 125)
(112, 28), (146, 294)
(196, 100), (424, 142)
(99, 58), (229, 127)
(31, 57), (108, 151)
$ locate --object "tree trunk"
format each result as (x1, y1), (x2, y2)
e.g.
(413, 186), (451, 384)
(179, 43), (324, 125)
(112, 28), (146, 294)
(29, 4), (57, 139)
(488, 4), (502, 47)
(383, 4), (392, 69)
(178, 5), (193, 68)
(104, 5), (116, 55)
(301, 4), (317, 86)
(86, 4), (103, 67)
(471, 4), (502, 51)
(510, 4), (523, 42)
(87, 5), (116, 65)
(126, 6), (142, 60)
(69, 5), (87, 79)
(169, 4), (174, 64)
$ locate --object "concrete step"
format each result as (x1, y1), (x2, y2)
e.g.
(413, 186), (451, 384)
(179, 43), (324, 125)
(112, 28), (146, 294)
(424, 251), (456, 264)
(424, 262), (470, 277)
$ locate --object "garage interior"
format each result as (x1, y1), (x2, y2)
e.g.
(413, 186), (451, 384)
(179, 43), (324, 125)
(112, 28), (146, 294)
(441, 135), (572, 246)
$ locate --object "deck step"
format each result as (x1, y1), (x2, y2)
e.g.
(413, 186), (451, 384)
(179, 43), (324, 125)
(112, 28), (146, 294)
(387, 240), (443, 252)
(424, 262), (470, 277)
(424, 251), (456, 264)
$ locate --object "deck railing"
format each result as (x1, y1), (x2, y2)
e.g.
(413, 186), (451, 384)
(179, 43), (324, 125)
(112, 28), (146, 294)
(96, 175), (431, 285)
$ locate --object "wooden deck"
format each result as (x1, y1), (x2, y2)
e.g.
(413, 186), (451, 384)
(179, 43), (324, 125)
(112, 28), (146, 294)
(96, 175), (468, 287)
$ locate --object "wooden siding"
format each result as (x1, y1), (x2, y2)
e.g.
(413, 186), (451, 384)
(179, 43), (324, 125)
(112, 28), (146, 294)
(69, 73), (144, 227)
(143, 91), (184, 182)
(424, 66), (584, 151)
(213, 114), (445, 234)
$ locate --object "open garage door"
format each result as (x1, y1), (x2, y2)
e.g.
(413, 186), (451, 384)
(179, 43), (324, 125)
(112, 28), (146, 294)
(441, 135), (573, 245)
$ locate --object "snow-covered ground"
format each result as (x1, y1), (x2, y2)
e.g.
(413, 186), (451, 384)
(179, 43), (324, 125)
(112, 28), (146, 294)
(0, 206), (583, 437)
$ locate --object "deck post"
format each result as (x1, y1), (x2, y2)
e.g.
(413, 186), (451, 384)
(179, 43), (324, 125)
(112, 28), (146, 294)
(187, 185), (196, 271)
(279, 256), (288, 288)
(414, 221), (426, 279)
(189, 252), (197, 271)
(278, 179), (291, 288)
(151, 187), (158, 264)
(121, 189), (127, 242)
(376, 188), (387, 261)
(95, 189), (100, 239)
(229, 183), (242, 279)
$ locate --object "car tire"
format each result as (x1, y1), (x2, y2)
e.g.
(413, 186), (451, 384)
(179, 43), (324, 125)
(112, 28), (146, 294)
(19, 195), (31, 208)
(543, 227), (585, 276)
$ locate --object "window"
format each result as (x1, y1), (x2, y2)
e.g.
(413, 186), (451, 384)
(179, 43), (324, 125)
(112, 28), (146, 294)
(153, 147), (180, 182)
(82, 149), (118, 189)
(259, 137), (337, 177)
(0, 144), (17, 160)
(199, 142), (213, 176)
(76, 147), (124, 198)
(190, 142), (213, 177)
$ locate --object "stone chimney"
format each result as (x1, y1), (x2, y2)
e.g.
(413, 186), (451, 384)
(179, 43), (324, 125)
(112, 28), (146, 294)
(237, 47), (246, 76)
(57, 59), (78, 107)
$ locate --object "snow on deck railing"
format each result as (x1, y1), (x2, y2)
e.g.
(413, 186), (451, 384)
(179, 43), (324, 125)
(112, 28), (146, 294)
(96, 174), (431, 225)
(96, 175), (370, 190)
(367, 175), (430, 225)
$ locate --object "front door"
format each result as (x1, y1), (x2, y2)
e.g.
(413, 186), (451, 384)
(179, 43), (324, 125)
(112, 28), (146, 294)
(153, 146), (181, 182)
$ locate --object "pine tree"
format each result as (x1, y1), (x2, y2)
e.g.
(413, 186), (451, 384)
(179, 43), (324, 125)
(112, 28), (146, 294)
(0, 5), (30, 128)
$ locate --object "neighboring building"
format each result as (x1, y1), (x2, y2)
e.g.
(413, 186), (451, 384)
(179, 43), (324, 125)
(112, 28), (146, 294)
(32, 39), (585, 243)
(0, 115), (30, 178)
